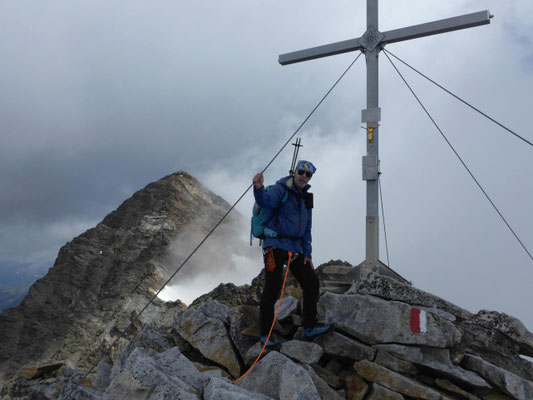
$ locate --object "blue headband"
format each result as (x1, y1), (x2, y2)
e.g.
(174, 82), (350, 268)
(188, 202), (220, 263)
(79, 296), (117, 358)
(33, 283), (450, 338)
(295, 160), (316, 174)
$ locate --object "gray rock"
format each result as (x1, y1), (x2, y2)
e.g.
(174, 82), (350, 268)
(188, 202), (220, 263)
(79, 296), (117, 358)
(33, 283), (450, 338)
(462, 354), (533, 400)
(236, 351), (321, 400)
(367, 383), (405, 399)
(197, 299), (233, 326)
(460, 322), (533, 381)
(103, 347), (200, 400)
(275, 296), (299, 321)
(374, 344), (490, 389)
(281, 340), (323, 364)
(310, 364), (344, 389)
(354, 360), (455, 400)
(303, 365), (345, 400)
(345, 374), (369, 400)
(152, 347), (209, 391)
(374, 350), (418, 376)
(204, 377), (273, 400)
(350, 268), (472, 320)
(434, 379), (481, 400)
(229, 305), (260, 363)
(318, 292), (462, 348)
(244, 342), (278, 367)
(59, 384), (104, 400)
(176, 307), (241, 377)
(132, 325), (174, 353)
(93, 361), (112, 392)
(469, 310), (533, 357)
(315, 330), (376, 361)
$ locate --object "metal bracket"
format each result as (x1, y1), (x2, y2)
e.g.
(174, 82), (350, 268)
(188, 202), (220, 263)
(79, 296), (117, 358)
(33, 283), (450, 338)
(358, 26), (385, 52)
(362, 155), (379, 181)
(361, 108), (381, 124)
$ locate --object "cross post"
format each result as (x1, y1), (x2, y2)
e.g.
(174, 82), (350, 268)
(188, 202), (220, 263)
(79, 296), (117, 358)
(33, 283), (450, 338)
(279, 1), (492, 272)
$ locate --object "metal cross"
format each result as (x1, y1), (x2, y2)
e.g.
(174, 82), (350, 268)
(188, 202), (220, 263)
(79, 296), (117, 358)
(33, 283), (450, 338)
(279, 1), (492, 272)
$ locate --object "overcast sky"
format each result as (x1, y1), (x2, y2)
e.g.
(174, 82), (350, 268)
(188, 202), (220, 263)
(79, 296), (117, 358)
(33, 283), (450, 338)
(1, 1), (532, 334)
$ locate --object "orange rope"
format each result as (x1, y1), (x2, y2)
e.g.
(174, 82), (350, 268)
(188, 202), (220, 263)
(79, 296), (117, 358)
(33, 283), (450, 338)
(232, 251), (293, 384)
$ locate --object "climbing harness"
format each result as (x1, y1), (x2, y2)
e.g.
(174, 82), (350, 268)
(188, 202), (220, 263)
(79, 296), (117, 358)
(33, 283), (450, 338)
(232, 252), (293, 384)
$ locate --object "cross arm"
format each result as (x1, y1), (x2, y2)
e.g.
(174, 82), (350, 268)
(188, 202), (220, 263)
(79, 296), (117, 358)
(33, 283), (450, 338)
(382, 10), (492, 45)
(279, 37), (364, 65)
(278, 10), (491, 66)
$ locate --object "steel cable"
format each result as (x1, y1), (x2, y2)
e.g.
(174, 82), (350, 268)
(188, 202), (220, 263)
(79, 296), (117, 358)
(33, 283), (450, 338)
(383, 50), (533, 263)
(378, 175), (391, 267)
(383, 49), (533, 149)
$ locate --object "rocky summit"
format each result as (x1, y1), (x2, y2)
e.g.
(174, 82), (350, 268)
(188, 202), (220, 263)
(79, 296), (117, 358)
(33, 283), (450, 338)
(1, 173), (533, 400)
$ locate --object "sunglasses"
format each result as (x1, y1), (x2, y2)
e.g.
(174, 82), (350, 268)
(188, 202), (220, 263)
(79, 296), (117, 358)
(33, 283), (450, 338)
(297, 169), (313, 178)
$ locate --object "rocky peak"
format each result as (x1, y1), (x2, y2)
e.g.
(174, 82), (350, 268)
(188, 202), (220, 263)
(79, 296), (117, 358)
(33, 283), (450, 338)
(1, 173), (533, 400)
(0, 172), (241, 382)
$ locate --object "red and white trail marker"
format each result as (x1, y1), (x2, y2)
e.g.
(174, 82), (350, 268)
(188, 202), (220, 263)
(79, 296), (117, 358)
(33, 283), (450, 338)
(410, 308), (427, 334)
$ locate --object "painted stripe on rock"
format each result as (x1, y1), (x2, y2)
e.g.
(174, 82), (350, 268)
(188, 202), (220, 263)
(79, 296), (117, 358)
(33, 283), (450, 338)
(410, 308), (427, 334)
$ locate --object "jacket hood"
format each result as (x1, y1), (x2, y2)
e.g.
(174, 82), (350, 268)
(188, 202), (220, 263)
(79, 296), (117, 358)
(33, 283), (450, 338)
(276, 175), (311, 193)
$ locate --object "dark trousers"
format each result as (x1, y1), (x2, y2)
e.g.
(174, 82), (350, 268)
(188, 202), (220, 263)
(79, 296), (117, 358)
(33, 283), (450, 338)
(260, 247), (320, 336)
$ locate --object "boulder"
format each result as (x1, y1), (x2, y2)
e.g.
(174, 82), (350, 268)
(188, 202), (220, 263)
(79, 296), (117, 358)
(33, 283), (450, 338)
(349, 269), (472, 320)
(103, 347), (201, 400)
(281, 340), (323, 364)
(303, 365), (345, 400)
(374, 344), (490, 389)
(18, 362), (64, 380)
(244, 342), (280, 366)
(229, 305), (260, 363)
(204, 377), (273, 400)
(197, 299), (233, 326)
(354, 360), (456, 400)
(93, 361), (112, 392)
(374, 350), (418, 376)
(462, 354), (533, 400)
(310, 364), (344, 389)
(315, 330), (375, 361)
(345, 374), (369, 400)
(469, 310), (533, 357)
(275, 296), (299, 321)
(318, 292), (462, 348)
(460, 322), (533, 381)
(367, 383), (405, 399)
(59, 383), (103, 400)
(132, 325), (174, 353)
(176, 307), (241, 377)
(236, 351), (321, 400)
(435, 379), (481, 400)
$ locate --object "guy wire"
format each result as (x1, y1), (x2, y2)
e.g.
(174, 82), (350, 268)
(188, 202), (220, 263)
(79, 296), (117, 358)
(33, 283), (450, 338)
(63, 52), (363, 399)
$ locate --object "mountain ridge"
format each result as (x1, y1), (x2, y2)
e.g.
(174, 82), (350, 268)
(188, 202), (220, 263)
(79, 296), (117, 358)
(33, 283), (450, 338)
(0, 171), (532, 399)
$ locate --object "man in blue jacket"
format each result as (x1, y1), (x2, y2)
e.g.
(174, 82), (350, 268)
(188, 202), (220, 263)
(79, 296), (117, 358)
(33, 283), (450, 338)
(252, 160), (331, 347)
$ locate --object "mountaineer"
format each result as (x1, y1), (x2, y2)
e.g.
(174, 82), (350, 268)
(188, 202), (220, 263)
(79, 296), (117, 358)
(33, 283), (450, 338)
(252, 160), (331, 348)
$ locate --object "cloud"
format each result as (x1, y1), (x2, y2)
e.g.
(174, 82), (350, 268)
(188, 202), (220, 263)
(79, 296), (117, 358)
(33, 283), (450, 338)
(0, 0), (532, 331)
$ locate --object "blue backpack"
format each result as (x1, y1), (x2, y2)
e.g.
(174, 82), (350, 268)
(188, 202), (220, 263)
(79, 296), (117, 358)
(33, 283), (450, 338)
(250, 185), (289, 245)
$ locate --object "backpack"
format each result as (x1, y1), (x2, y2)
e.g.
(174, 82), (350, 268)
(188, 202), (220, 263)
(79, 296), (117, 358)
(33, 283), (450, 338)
(250, 185), (289, 245)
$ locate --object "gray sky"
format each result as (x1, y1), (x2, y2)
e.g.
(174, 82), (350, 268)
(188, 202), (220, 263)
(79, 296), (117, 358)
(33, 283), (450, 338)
(1, 1), (533, 333)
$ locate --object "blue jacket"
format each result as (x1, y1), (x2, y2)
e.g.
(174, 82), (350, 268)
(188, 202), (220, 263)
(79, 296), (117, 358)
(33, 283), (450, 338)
(253, 176), (312, 258)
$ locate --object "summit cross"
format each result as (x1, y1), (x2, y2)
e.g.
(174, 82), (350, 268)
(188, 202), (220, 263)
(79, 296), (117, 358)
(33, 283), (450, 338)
(279, 1), (492, 271)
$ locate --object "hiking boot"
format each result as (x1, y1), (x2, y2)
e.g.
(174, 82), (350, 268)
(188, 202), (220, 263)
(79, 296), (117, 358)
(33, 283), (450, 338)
(260, 336), (280, 349)
(304, 323), (332, 339)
